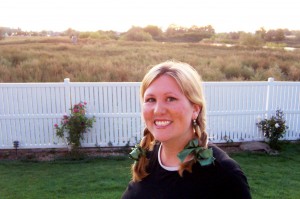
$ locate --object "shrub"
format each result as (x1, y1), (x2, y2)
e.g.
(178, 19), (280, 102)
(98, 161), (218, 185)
(239, 33), (264, 47)
(55, 102), (95, 151)
(120, 27), (153, 41)
(265, 42), (286, 48)
(257, 109), (288, 150)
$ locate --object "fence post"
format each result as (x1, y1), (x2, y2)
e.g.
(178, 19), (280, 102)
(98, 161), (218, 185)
(64, 78), (71, 114)
(265, 77), (274, 118)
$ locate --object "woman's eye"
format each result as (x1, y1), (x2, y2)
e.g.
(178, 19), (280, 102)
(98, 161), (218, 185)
(145, 98), (155, 103)
(167, 97), (176, 102)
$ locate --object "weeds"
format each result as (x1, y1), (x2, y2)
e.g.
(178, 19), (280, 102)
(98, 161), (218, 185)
(1, 38), (300, 82)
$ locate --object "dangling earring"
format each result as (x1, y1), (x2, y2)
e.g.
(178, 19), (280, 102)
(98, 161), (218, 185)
(192, 119), (197, 134)
(193, 119), (197, 126)
(193, 119), (201, 137)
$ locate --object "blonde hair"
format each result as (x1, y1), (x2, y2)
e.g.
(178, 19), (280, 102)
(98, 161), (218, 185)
(131, 60), (208, 181)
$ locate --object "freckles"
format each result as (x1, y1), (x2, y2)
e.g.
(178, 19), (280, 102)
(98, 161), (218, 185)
(142, 105), (150, 112)
(175, 105), (193, 116)
(142, 106), (152, 118)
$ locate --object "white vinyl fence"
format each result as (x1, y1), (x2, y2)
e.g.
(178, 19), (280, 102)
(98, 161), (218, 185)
(0, 78), (299, 149)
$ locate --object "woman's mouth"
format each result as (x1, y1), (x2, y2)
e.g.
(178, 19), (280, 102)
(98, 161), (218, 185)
(154, 120), (171, 127)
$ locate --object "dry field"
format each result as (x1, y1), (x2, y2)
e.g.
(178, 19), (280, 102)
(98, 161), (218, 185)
(1, 36), (300, 82)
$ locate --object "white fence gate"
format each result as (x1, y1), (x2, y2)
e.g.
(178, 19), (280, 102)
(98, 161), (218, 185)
(0, 78), (299, 149)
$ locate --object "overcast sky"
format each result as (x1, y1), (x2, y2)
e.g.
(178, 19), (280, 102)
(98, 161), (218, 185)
(1, 0), (299, 33)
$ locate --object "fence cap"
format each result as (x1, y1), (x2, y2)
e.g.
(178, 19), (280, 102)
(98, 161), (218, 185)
(64, 78), (70, 83)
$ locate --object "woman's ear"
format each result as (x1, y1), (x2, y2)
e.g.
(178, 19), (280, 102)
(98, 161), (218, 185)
(192, 104), (201, 119)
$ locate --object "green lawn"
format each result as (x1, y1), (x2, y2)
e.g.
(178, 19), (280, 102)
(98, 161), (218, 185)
(0, 142), (299, 199)
(0, 156), (131, 199)
(231, 142), (300, 199)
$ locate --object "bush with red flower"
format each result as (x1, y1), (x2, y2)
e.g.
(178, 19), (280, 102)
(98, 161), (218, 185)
(55, 101), (95, 149)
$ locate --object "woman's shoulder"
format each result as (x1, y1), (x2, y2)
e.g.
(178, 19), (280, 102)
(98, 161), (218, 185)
(208, 143), (252, 198)
(208, 143), (240, 169)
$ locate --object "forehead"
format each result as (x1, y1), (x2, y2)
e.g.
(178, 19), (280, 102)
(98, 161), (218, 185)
(144, 75), (183, 95)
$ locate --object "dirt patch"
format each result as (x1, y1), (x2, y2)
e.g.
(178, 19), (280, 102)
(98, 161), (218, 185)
(0, 147), (131, 161)
(0, 142), (254, 161)
(216, 142), (242, 154)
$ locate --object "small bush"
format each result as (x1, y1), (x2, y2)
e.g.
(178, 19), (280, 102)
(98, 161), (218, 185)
(265, 42), (286, 48)
(257, 109), (288, 150)
(120, 27), (153, 42)
(55, 102), (95, 151)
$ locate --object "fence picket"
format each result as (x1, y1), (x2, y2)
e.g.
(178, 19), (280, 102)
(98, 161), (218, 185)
(0, 79), (299, 149)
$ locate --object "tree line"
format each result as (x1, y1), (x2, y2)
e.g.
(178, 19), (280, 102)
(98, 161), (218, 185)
(1, 25), (300, 47)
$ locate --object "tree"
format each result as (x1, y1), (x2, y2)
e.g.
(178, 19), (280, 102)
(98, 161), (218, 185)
(165, 24), (187, 36)
(274, 29), (285, 41)
(239, 32), (263, 46)
(164, 24), (215, 42)
(98, 30), (119, 40)
(228, 32), (240, 40)
(64, 28), (78, 37)
(0, 27), (5, 40)
(264, 29), (285, 41)
(188, 25), (215, 36)
(255, 27), (266, 40)
(293, 30), (300, 41)
(120, 26), (153, 41)
(143, 25), (163, 39)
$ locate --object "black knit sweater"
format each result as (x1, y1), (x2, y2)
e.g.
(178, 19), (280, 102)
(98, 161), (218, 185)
(121, 143), (251, 199)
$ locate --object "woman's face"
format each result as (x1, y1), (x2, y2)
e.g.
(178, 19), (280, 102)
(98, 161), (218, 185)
(142, 75), (200, 144)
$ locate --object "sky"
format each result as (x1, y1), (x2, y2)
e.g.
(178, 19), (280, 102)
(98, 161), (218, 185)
(1, 0), (299, 33)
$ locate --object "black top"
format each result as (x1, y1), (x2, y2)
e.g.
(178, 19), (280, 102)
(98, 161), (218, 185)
(122, 143), (251, 199)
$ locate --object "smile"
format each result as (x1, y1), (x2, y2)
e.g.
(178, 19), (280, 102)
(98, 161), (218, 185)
(154, 120), (171, 127)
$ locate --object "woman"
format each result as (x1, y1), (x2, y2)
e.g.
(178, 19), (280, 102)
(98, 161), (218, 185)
(122, 61), (251, 199)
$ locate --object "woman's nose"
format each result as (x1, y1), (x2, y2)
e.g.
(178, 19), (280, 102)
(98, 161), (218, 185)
(154, 101), (166, 115)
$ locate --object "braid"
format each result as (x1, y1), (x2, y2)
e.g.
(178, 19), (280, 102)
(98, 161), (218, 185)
(178, 107), (208, 177)
(195, 107), (208, 147)
(131, 128), (155, 182)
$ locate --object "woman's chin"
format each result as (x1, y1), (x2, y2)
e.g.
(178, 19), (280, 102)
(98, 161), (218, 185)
(153, 135), (171, 143)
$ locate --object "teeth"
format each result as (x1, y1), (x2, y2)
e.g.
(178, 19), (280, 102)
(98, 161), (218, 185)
(155, 121), (171, 126)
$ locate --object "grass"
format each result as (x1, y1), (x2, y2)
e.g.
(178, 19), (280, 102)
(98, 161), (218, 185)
(0, 156), (132, 199)
(231, 142), (300, 199)
(1, 37), (300, 82)
(0, 142), (299, 199)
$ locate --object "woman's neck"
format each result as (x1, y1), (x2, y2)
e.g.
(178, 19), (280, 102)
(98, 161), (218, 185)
(160, 144), (181, 167)
(160, 134), (194, 167)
